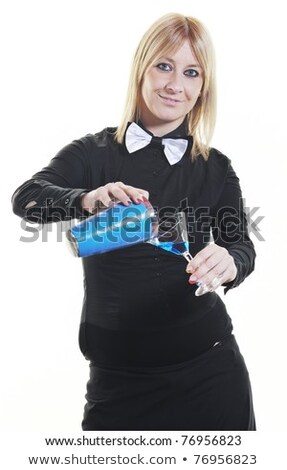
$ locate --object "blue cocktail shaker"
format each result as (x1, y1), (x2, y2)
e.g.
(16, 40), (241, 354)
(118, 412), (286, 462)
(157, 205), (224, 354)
(66, 199), (158, 257)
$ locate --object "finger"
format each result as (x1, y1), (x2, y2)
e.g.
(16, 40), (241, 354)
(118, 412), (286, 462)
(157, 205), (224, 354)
(189, 251), (236, 287)
(106, 185), (134, 205)
(193, 250), (228, 278)
(95, 186), (115, 207)
(186, 246), (230, 286)
(186, 252), (206, 274)
(114, 182), (149, 196)
(121, 186), (150, 203)
(186, 245), (228, 274)
(99, 183), (132, 206)
(108, 183), (149, 205)
(133, 187), (150, 200)
(193, 259), (228, 286)
(115, 182), (149, 196)
(81, 190), (111, 213)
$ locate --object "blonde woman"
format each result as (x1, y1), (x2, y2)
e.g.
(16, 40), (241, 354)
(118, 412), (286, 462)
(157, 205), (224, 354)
(12, 13), (256, 430)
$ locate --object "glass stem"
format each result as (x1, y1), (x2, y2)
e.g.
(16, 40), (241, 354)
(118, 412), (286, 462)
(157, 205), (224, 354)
(182, 251), (193, 262)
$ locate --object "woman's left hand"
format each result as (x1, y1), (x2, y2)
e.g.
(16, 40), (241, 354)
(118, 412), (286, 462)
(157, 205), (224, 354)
(186, 244), (237, 289)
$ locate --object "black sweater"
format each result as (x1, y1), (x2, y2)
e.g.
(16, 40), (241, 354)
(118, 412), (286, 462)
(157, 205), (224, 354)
(12, 124), (256, 367)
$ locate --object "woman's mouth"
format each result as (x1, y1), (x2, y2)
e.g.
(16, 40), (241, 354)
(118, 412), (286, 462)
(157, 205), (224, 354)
(158, 94), (182, 105)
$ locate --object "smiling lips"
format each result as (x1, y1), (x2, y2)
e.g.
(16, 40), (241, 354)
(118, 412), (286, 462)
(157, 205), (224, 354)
(158, 94), (183, 105)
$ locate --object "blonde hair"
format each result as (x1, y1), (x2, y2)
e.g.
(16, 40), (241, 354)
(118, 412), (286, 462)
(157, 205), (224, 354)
(115, 13), (217, 160)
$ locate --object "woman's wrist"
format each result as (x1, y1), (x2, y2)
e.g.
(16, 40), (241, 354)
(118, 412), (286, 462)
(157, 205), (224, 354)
(223, 261), (238, 284)
(80, 192), (89, 210)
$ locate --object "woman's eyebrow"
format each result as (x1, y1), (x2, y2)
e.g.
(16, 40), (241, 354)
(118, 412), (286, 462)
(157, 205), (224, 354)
(186, 64), (202, 68)
(158, 57), (202, 68)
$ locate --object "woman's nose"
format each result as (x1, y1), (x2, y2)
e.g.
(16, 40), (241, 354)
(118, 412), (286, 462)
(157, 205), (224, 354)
(164, 72), (184, 93)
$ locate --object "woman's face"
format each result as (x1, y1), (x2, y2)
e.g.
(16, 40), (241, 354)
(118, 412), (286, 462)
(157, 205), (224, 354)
(140, 40), (203, 136)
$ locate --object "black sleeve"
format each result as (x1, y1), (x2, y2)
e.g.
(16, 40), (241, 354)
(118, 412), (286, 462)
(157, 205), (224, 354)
(211, 162), (256, 294)
(11, 135), (93, 223)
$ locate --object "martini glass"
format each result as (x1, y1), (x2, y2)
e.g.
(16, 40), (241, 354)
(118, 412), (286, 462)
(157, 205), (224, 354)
(146, 212), (216, 296)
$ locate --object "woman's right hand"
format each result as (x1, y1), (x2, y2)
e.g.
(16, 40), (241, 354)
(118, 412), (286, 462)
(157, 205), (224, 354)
(80, 182), (149, 214)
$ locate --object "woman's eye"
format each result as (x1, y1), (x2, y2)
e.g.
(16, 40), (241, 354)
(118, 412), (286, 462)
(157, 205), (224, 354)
(184, 69), (199, 77)
(156, 63), (172, 72)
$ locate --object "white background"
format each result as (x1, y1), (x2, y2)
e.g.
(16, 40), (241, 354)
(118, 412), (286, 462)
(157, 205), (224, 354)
(1, 0), (287, 440)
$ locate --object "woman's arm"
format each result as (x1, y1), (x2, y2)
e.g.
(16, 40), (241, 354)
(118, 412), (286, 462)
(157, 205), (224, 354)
(211, 163), (256, 292)
(186, 160), (256, 293)
(12, 133), (149, 224)
(12, 136), (95, 224)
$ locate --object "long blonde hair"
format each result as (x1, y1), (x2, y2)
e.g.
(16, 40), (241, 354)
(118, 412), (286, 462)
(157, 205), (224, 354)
(115, 13), (217, 160)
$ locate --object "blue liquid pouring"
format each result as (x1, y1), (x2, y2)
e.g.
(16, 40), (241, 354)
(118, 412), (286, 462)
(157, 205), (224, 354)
(151, 239), (189, 256)
(149, 237), (210, 295)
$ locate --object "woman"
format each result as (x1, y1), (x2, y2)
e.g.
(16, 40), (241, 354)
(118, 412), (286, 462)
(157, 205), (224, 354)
(12, 13), (256, 430)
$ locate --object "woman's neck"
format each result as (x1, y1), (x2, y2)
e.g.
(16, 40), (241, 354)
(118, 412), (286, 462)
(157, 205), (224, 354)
(138, 117), (187, 137)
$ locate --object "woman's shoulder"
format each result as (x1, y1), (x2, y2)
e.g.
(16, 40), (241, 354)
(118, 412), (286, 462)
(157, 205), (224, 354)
(202, 147), (232, 176)
(61, 127), (119, 161)
(198, 147), (232, 183)
(207, 147), (231, 167)
(83, 126), (118, 148)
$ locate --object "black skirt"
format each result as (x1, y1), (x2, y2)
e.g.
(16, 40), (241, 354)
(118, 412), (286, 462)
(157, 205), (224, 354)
(82, 334), (256, 431)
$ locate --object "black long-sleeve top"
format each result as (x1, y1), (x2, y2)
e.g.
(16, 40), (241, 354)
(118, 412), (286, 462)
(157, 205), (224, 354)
(12, 122), (256, 368)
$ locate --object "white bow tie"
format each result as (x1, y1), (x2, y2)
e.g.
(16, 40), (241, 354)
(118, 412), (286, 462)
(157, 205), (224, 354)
(125, 122), (189, 165)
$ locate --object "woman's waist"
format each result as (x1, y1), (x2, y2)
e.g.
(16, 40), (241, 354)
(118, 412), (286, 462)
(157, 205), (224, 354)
(84, 280), (220, 331)
(79, 296), (233, 368)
